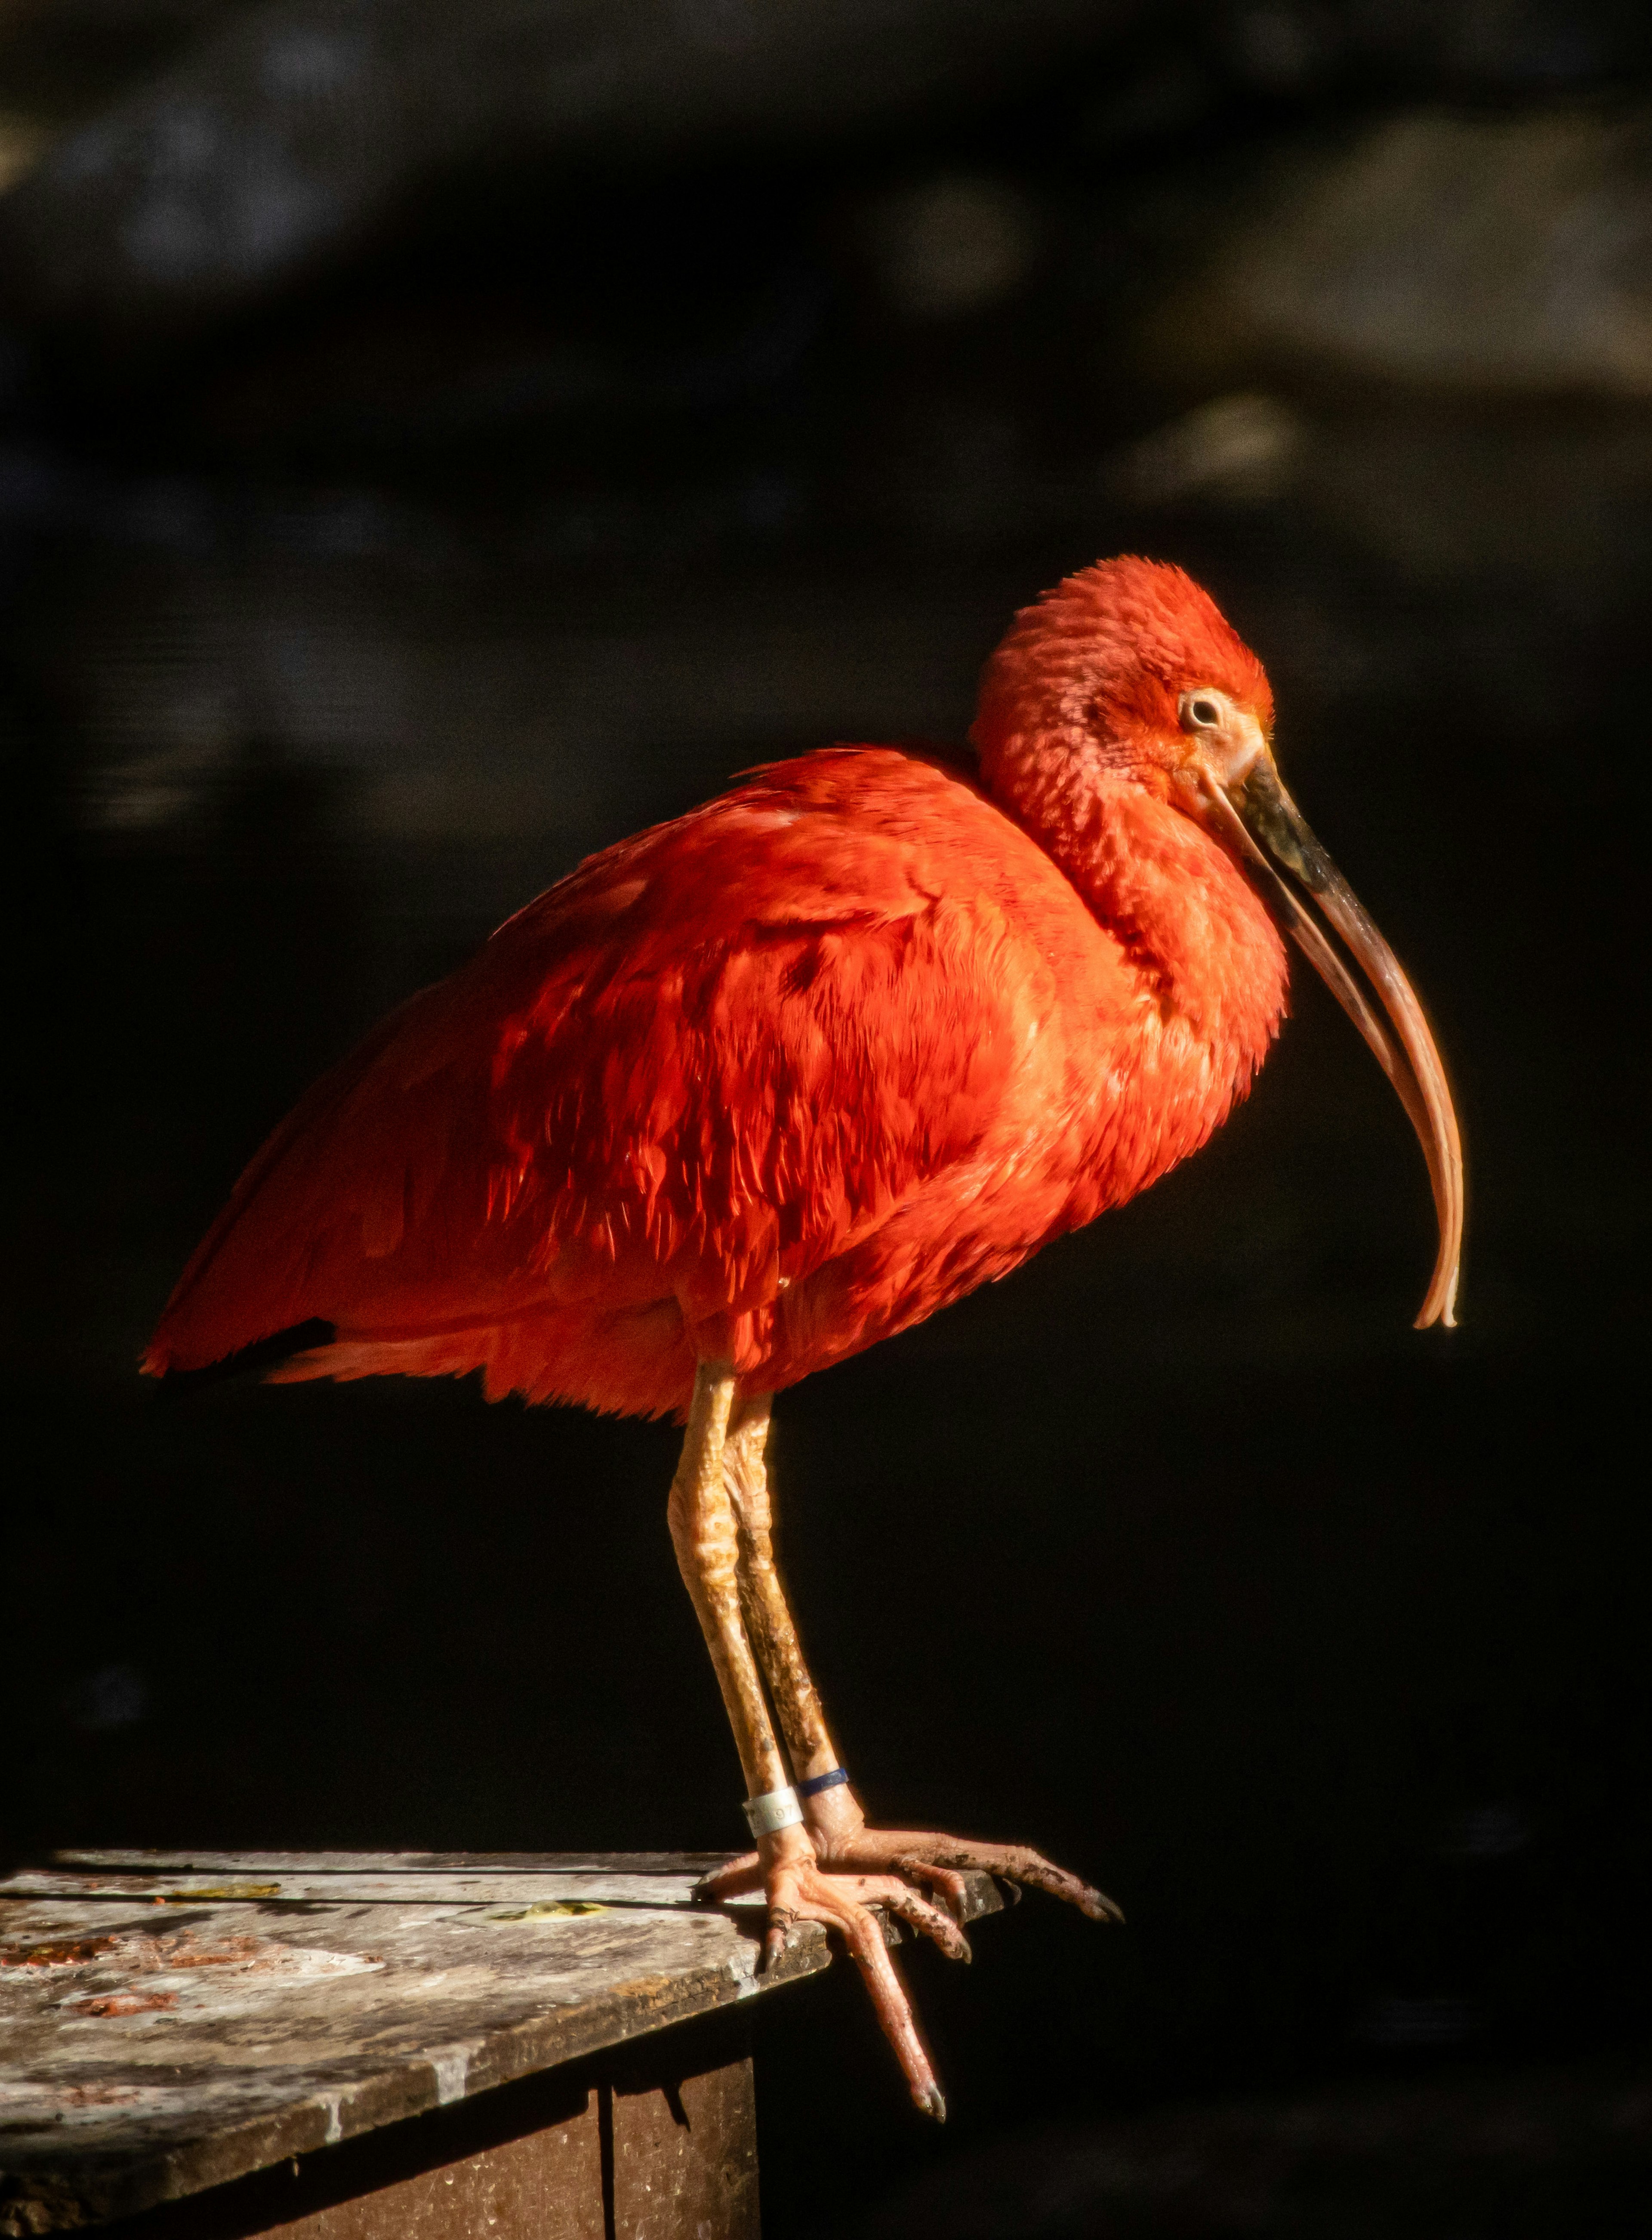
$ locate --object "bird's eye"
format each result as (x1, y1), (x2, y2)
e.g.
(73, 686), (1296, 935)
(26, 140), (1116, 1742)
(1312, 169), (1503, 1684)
(1184, 695), (1223, 730)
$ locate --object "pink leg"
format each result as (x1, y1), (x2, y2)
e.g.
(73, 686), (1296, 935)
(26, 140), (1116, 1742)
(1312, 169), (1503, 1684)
(703, 1395), (1123, 1928)
(668, 1368), (962, 2116)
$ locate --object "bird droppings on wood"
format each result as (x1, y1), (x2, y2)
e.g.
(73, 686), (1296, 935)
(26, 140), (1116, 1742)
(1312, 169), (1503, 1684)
(0, 1941), (117, 1972)
(427, 2046), (472, 2105)
(26, 1928), (385, 1999)
(485, 1901), (607, 1922)
(117, 1932), (266, 1971)
(160, 1885), (282, 1903)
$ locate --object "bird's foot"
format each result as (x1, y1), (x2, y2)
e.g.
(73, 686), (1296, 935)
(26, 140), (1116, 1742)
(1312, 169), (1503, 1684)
(692, 1801), (1117, 2116)
(812, 1824), (1123, 1926)
(710, 1826), (964, 2117)
(697, 1806), (1121, 1929)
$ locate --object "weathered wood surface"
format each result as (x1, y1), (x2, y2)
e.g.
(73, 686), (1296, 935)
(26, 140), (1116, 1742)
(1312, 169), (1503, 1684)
(6, 1871), (720, 1912)
(0, 1853), (1001, 2236)
(75, 2029), (762, 2240)
(53, 2031), (762, 2240)
(52, 1856), (735, 1880)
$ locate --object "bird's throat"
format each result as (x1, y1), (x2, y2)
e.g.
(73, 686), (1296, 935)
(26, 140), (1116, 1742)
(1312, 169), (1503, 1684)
(998, 759), (1289, 1060)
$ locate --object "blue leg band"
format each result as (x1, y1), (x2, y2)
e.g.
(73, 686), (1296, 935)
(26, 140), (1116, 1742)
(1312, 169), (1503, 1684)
(797, 1766), (851, 1799)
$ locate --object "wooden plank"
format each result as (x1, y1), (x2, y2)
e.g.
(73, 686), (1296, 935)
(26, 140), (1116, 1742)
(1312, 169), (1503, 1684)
(6, 1872), (732, 1912)
(7, 1857), (1005, 1922)
(0, 1886), (805, 2230)
(52, 1855), (729, 1879)
(0, 1857), (1002, 2234)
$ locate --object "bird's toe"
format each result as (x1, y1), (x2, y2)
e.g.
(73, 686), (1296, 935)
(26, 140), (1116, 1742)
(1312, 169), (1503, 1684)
(693, 1850), (764, 1902)
(761, 1858), (949, 2116)
(820, 1827), (1122, 1925)
(892, 1856), (973, 1919)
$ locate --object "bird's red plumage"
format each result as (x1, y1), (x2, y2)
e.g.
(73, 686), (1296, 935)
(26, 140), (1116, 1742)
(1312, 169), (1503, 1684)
(146, 562), (1290, 1419)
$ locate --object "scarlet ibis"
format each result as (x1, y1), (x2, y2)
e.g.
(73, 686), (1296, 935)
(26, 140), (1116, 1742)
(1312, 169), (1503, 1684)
(146, 558), (1463, 2115)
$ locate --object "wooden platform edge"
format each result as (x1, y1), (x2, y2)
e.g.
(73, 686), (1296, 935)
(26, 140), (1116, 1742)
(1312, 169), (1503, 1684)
(1, 1927), (824, 2234)
(2, 1870), (1004, 2235)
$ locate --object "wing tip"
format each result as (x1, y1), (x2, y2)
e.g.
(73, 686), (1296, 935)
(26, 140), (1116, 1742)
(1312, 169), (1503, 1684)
(140, 1318), (338, 1396)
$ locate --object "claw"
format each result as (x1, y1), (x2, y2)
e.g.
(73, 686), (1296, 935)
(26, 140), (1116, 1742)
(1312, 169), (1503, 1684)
(761, 1905), (801, 1973)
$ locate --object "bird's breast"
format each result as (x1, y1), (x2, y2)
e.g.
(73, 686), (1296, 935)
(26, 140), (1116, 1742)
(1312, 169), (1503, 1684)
(949, 821), (1283, 1247)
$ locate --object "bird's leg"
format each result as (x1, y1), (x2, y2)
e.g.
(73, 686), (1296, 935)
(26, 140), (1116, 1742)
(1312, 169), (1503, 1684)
(705, 1394), (1122, 1930)
(724, 1396), (843, 1792)
(669, 1365), (960, 2117)
(667, 1367), (788, 1804)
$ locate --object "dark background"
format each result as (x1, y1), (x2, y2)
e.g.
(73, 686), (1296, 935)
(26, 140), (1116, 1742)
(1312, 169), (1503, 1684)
(3, 2), (1650, 2231)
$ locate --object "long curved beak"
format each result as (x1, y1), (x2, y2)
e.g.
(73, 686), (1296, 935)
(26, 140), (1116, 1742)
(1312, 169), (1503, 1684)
(1197, 750), (1464, 1329)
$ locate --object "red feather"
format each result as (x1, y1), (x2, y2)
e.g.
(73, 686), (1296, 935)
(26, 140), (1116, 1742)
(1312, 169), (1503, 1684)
(146, 562), (1289, 1420)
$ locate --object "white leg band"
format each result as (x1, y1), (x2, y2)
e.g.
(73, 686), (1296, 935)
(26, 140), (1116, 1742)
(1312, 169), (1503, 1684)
(743, 1784), (804, 1837)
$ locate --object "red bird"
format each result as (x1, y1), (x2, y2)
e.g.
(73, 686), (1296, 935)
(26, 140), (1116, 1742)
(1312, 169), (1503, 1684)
(147, 558), (1463, 2114)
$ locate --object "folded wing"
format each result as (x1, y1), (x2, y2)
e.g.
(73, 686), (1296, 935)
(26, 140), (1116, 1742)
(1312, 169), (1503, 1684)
(145, 752), (1050, 1416)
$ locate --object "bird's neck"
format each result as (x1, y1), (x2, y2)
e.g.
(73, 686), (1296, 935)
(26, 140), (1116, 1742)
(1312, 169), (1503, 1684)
(989, 752), (1290, 1064)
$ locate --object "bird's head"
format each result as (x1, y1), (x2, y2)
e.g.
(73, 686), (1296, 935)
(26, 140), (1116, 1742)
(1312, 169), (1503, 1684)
(971, 555), (1463, 1330)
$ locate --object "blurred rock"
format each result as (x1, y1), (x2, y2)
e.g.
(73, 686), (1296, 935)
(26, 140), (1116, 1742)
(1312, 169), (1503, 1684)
(1143, 105), (1652, 396)
(855, 173), (1044, 322)
(1214, 0), (1652, 98)
(1113, 390), (1305, 505)
(0, 0), (1140, 348)
(0, 108), (56, 190)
